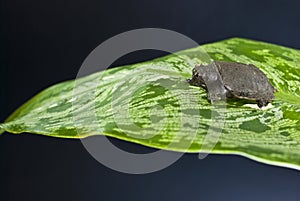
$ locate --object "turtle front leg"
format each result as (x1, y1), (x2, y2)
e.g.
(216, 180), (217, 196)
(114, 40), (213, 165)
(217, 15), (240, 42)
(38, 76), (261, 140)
(257, 99), (269, 108)
(206, 81), (228, 103)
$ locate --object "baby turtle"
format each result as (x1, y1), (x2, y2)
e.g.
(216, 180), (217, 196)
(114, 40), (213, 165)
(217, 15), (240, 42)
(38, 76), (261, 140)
(188, 61), (276, 108)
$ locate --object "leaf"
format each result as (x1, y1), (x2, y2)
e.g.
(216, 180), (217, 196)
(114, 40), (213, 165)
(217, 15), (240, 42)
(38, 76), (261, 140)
(1, 38), (300, 170)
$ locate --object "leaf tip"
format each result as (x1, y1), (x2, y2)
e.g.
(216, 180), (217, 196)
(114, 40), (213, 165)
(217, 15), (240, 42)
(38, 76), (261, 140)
(0, 124), (5, 135)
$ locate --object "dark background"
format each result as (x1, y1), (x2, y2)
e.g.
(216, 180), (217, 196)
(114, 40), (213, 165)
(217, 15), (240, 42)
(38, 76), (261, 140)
(1, 0), (300, 200)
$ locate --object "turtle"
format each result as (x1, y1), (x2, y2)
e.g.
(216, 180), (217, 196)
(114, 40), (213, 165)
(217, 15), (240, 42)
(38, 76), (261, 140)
(187, 61), (276, 108)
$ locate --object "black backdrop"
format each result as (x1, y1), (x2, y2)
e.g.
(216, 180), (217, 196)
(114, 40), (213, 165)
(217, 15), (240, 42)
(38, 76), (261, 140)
(1, 0), (300, 201)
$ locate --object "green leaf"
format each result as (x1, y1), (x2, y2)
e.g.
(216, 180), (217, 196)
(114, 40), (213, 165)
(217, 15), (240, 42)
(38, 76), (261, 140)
(1, 38), (300, 170)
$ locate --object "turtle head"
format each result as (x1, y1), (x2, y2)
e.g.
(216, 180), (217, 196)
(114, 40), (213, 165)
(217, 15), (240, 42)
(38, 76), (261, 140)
(188, 64), (207, 88)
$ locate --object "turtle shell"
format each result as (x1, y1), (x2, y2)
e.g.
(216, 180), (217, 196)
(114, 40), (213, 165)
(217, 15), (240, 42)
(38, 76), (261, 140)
(215, 61), (276, 102)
